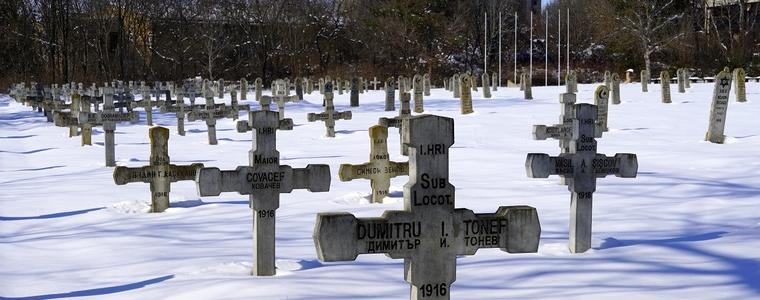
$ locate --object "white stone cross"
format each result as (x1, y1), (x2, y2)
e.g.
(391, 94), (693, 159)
(307, 83), (352, 137)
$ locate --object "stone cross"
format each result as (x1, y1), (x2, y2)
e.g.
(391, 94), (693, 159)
(315, 114), (541, 300)
(187, 86), (233, 145)
(533, 92), (577, 154)
(524, 73), (533, 100)
(527, 104), (637, 253)
(371, 77), (381, 90)
(339, 125), (409, 203)
(661, 70), (671, 104)
(705, 70), (733, 144)
(492, 71), (498, 91)
(308, 83), (352, 137)
(482, 73), (492, 98)
(733, 68), (746, 102)
(677, 69), (686, 93)
(240, 78), (248, 100)
(306, 77), (313, 94)
(54, 94), (96, 145)
(641, 70), (650, 92)
(295, 76), (304, 100)
(379, 92), (413, 156)
(229, 87), (251, 120)
(350, 77), (360, 107)
(318, 78), (325, 95)
(132, 82), (159, 126)
(254, 78), (263, 102)
(423, 73), (431, 96)
(611, 73), (621, 104)
(460, 76), (474, 115)
(196, 110), (330, 276)
(566, 70), (578, 93)
(336, 77), (343, 95)
(385, 77), (396, 111)
(114, 126), (203, 212)
(84, 87), (140, 166)
(594, 85), (610, 132)
(269, 79), (301, 120)
(520, 73), (525, 91)
(412, 75), (424, 113)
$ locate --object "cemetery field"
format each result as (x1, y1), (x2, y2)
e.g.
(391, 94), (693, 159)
(2, 82), (759, 299)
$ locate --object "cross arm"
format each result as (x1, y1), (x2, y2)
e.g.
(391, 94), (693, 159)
(53, 112), (78, 127)
(114, 165), (155, 185)
(338, 163), (373, 181)
(314, 210), (412, 262)
(593, 154), (638, 178)
(307, 112), (328, 122)
(455, 206), (540, 255)
(195, 167), (248, 196)
(167, 163), (204, 182)
(284, 164), (331, 192)
(525, 153), (571, 178)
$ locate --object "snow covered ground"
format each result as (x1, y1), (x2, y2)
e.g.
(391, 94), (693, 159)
(1, 81), (759, 299)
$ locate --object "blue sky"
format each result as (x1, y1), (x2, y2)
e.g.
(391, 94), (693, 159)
(542, 0), (555, 7)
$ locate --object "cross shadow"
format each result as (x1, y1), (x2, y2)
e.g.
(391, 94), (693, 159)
(0, 135), (36, 139)
(0, 148), (56, 155)
(0, 275), (174, 300)
(171, 199), (248, 208)
(0, 165), (65, 172)
(0, 207), (105, 221)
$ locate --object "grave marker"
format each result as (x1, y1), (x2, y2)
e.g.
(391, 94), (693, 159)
(677, 69), (686, 93)
(196, 110), (330, 276)
(350, 77), (360, 107)
(641, 70), (649, 92)
(733, 68), (746, 102)
(611, 73), (621, 104)
(460, 76), (474, 115)
(308, 83), (352, 137)
(315, 115), (540, 300)
(527, 104), (637, 253)
(423, 73), (431, 96)
(524, 73), (533, 100)
(482, 73), (492, 98)
(594, 85), (610, 132)
(705, 70), (733, 143)
(339, 125), (409, 203)
(661, 70), (671, 104)
(413, 75), (424, 113)
(385, 77), (396, 111)
(114, 126), (203, 212)
(83, 87), (140, 166)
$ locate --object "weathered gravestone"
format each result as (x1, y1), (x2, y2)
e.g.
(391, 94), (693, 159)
(641, 70), (650, 92)
(269, 79), (301, 120)
(733, 68), (746, 102)
(54, 94), (96, 145)
(460, 76), (474, 115)
(566, 70), (578, 94)
(315, 114), (541, 300)
(705, 70), (733, 144)
(677, 69), (686, 93)
(371, 77), (381, 90)
(160, 91), (188, 136)
(526, 104), (637, 253)
(604, 71), (611, 90)
(240, 78), (248, 100)
(524, 73), (533, 100)
(336, 77), (343, 95)
(339, 125), (409, 203)
(187, 85), (234, 145)
(294, 77), (304, 100)
(595, 85), (610, 132)
(255, 78), (263, 102)
(83, 87), (140, 166)
(482, 73), (492, 98)
(196, 110), (330, 276)
(132, 83), (159, 126)
(229, 87), (251, 120)
(217, 79), (225, 98)
(350, 77), (360, 107)
(661, 70), (672, 104)
(611, 73), (621, 105)
(492, 71), (498, 91)
(379, 92), (413, 156)
(385, 77), (396, 111)
(308, 83), (352, 138)
(413, 75), (424, 113)
(114, 126), (203, 212)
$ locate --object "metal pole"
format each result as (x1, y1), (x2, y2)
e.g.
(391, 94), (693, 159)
(514, 12), (517, 85)
(567, 8), (570, 72)
(499, 12), (502, 87)
(530, 13), (533, 80)
(558, 9), (561, 86)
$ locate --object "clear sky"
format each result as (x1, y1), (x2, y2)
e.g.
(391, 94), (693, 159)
(542, 0), (555, 7)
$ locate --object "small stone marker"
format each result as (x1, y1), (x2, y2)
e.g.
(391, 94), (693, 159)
(492, 71), (498, 91)
(270, 79), (301, 120)
(412, 75), (424, 113)
(307, 83), (352, 137)
(452, 74), (461, 98)
(371, 77), (381, 90)
(423, 73), (431, 96)
(350, 77), (360, 107)
(611, 73), (621, 105)
(315, 114), (541, 300)
(114, 126), (203, 212)
(161, 91), (188, 136)
(566, 70), (578, 93)
(604, 71), (611, 90)
(385, 77), (396, 111)
(339, 125), (409, 203)
(705, 70), (733, 144)
(661, 70), (671, 104)
(594, 85), (610, 132)
(524, 73), (533, 100)
(336, 77), (343, 95)
(133, 83), (159, 125)
(379, 92), (413, 156)
(641, 70), (650, 92)
(254, 78), (263, 102)
(482, 73), (492, 98)
(527, 104), (637, 253)
(677, 69), (686, 93)
(733, 68), (746, 102)
(240, 78), (248, 100)
(460, 76), (474, 115)
(196, 110), (330, 276)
